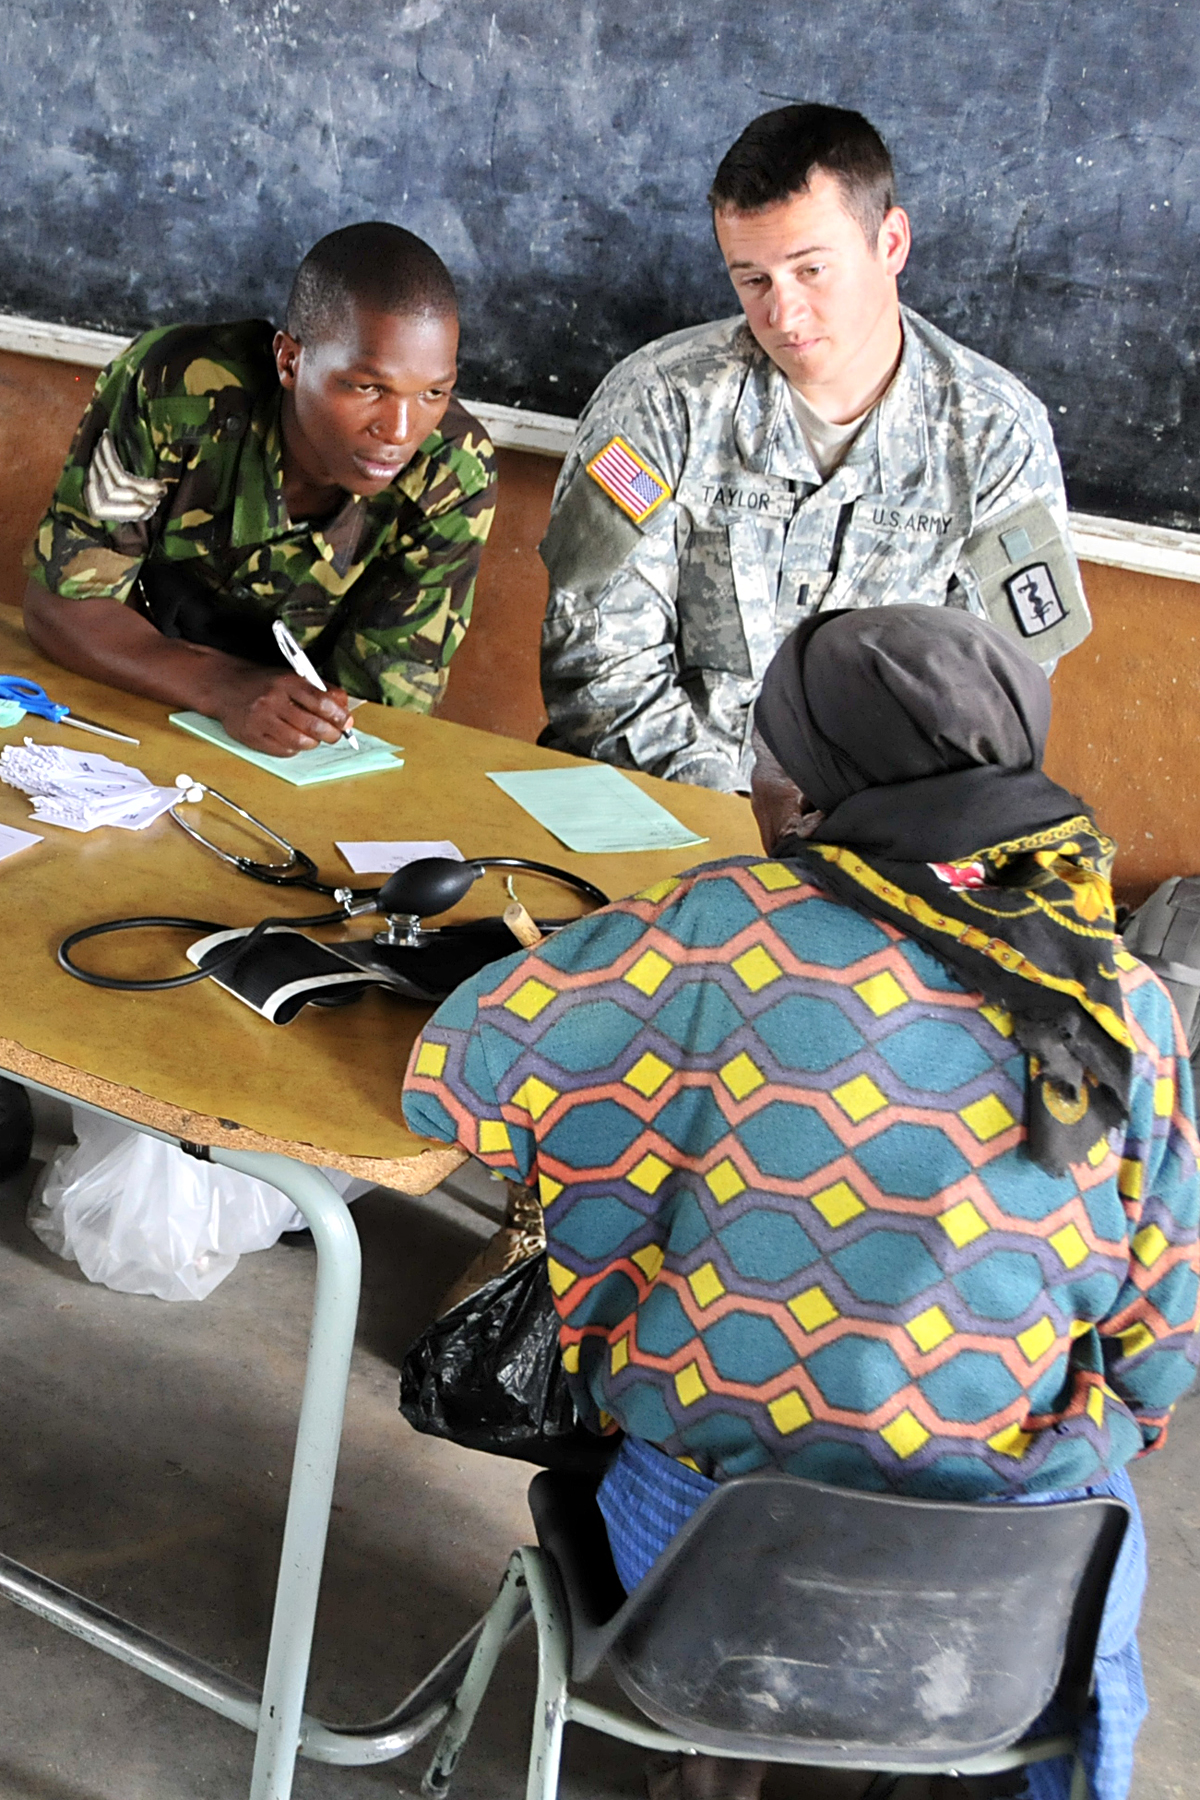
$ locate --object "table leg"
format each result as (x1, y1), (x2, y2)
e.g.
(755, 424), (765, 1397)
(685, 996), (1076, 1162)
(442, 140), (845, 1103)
(209, 1147), (362, 1800)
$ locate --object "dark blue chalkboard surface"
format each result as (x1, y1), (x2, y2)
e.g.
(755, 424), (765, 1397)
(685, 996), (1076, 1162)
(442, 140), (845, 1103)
(1, 1), (1195, 529)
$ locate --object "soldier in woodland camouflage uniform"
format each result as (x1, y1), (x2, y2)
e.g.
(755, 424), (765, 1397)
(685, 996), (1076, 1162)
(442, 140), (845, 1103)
(541, 106), (1089, 792)
(26, 222), (496, 756)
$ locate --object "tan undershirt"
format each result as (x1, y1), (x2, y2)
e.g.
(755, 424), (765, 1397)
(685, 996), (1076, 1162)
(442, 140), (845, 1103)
(788, 383), (874, 480)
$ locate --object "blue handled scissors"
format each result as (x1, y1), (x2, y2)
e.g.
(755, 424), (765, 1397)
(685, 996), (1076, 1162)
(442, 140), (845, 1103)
(0, 675), (140, 745)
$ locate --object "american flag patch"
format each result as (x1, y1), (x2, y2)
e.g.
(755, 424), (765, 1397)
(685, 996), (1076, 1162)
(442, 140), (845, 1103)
(586, 436), (670, 524)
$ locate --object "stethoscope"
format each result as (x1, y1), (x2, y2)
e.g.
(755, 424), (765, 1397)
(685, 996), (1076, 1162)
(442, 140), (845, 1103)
(58, 779), (609, 993)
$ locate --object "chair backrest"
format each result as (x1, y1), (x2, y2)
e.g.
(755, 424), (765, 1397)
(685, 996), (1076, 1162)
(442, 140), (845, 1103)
(530, 1468), (1127, 1768)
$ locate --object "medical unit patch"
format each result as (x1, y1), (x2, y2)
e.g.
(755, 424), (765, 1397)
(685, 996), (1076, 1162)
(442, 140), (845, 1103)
(586, 436), (670, 524)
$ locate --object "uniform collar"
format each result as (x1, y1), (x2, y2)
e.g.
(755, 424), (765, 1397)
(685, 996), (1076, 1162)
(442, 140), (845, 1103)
(235, 388), (371, 575)
(732, 308), (929, 497)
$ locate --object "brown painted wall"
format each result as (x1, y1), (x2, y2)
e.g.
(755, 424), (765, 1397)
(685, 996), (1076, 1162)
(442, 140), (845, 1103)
(2, 347), (1194, 902)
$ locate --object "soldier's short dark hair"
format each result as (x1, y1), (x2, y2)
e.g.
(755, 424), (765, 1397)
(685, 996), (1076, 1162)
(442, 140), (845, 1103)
(285, 222), (458, 343)
(709, 105), (896, 245)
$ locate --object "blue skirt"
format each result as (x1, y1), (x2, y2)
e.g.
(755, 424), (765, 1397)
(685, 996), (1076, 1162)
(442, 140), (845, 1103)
(598, 1436), (1147, 1800)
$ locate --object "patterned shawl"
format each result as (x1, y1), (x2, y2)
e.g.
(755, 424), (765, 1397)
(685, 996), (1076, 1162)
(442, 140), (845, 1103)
(756, 607), (1133, 1173)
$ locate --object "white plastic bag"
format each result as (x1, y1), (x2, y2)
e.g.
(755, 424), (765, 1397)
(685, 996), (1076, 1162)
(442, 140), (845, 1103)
(28, 1110), (363, 1302)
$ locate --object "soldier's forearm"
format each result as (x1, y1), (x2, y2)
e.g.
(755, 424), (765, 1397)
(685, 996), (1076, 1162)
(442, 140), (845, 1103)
(22, 579), (258, 715)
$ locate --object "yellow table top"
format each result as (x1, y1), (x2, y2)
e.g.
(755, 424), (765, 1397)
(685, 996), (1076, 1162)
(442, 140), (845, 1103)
(0, 614), (759, 1188)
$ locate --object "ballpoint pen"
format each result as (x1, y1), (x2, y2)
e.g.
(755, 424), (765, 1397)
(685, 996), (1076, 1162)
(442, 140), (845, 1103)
(270, 619), (360, 750)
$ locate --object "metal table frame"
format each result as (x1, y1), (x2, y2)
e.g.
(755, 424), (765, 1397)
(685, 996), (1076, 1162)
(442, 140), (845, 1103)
(0, 1073), (506, 1800)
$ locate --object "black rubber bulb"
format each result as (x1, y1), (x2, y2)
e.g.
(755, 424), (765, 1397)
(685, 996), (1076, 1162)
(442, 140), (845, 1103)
(377, 857), (483, 920)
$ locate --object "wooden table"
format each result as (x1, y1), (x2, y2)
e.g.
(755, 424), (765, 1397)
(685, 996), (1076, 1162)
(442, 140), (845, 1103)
(0, 611), (759, 1798)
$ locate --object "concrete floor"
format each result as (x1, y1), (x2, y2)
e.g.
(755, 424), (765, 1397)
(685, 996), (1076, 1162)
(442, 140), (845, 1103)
(0, 1118), (1196, 1800)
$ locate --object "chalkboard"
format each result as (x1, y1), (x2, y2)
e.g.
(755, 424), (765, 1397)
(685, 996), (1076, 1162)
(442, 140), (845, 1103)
(0, 0), (1195, 529)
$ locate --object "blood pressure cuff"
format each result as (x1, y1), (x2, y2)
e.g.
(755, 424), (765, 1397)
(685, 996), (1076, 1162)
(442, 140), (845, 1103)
(186, 927), (396, 1024)
(959, 499), (1091, 662)
(186, 919), (537, 1023)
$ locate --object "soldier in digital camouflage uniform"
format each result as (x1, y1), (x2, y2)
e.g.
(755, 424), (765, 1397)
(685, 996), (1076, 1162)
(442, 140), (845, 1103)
(541, 105), (1090, 792)
(25, 222), (496, 756)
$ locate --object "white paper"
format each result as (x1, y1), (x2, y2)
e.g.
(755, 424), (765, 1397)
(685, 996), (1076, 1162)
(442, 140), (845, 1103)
(0, 821), (42, 861)
(335, 838), (464, 875)
(0, 739), (179, 833)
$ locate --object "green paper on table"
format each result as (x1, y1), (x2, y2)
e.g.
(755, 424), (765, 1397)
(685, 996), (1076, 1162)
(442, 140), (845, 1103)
(486, 765), (707, 854)
(169, 712), (404, 786)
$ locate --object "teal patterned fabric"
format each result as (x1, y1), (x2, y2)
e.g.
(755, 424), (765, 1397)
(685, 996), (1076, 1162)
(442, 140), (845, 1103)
(404, 857), (1200, 1496)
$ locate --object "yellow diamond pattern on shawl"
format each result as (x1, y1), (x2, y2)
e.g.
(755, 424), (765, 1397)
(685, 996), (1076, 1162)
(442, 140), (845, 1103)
(413, 1040), (447, 1078)
(1154, 1078), (1175, 1117)
(1087, 1136), (1111, 1167)
(732, 944), (784, 992)
(538, 1173), (563, 1208)
(636, 877), (681, 903)
(1118, 1158), (1143, 1201)
(706, 1159), (747, 1204)
(880, 1411), (930, 1459)
(810, 1180), (867, 1228)
(674, 1362), (708, 1407)
(907, 1305), (954, 1353)
(478, 1119), (512, 1156)
(1070, 1318), (1094, 1339)
(1017, 1316), (1057, 1363)
(610, 1335), (630, 1374)
(750, 862), (802, 891)
(688, 1262), (726, 1308)
(988, 1422), (1033, 1459)
(562, 1342), (580, 1373)
(788, 1286), (839, 1332)
(1132, 1224), (1169, 1268)
(768, 1390), (813, 1435)
(960, 1095), (1016, 1142)
(677, 1455), (702, 1472)
(720, 1052), (766, 1100)
(1118, 1321), (1156, 1359)
(853, 971), (908, 1017)
(623, 1052), (674, 1098)
(629, 1153), (672, 1195)
(504, 977), (558, 1021)
(939, 1200), (989, 1248)
(980, 1003), (1015, 1038)
(832, 1073), (888, 1123)
(623, 949), (674, 996)
(546, 1257), (576, 1297)
(512, 1075), (559, 1121)
(631, 1243), (664, 1281)
(1086, 1386), (1105, 1426)
(1049, 1224), (1090, 1270)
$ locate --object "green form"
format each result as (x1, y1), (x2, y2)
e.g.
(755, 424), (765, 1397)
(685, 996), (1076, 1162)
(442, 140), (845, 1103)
(169, 712), (404, 786)
(486, 765), (707, 854)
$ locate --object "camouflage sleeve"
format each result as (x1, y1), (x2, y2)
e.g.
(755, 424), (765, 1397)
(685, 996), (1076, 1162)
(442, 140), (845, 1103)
(949, 386), (1089, 668)
(539, 360), (741, 790)
(25, 331), (169, 603)
(1097, 967), (1200, 1452)
(325, 427), (497, 711)
(969, 388), (1072, 537)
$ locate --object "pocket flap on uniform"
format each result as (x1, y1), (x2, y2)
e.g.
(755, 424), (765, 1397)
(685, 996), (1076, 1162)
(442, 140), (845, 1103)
(146, 396), (214, 444)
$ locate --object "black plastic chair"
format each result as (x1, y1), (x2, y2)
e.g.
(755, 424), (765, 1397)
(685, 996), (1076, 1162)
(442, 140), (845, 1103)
(423, 1467), (1128, 1800)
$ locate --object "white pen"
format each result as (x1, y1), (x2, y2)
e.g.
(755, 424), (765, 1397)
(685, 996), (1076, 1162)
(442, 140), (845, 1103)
(271, 618), (359, 750)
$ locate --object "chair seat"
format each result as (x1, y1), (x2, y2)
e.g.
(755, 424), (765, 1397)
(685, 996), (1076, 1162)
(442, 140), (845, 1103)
(529, 1467), (1127, 1767)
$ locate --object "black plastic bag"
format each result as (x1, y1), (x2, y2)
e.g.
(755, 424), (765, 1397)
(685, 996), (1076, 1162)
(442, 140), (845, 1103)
(400, 1253), (618, 1476)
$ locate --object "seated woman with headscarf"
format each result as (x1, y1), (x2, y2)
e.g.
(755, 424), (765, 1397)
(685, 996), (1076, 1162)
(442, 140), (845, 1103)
(404, 606), (1200, 1800)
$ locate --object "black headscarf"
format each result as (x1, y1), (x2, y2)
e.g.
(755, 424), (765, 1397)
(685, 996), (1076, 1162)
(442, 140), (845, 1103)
(755, 607), (1134, 1174)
